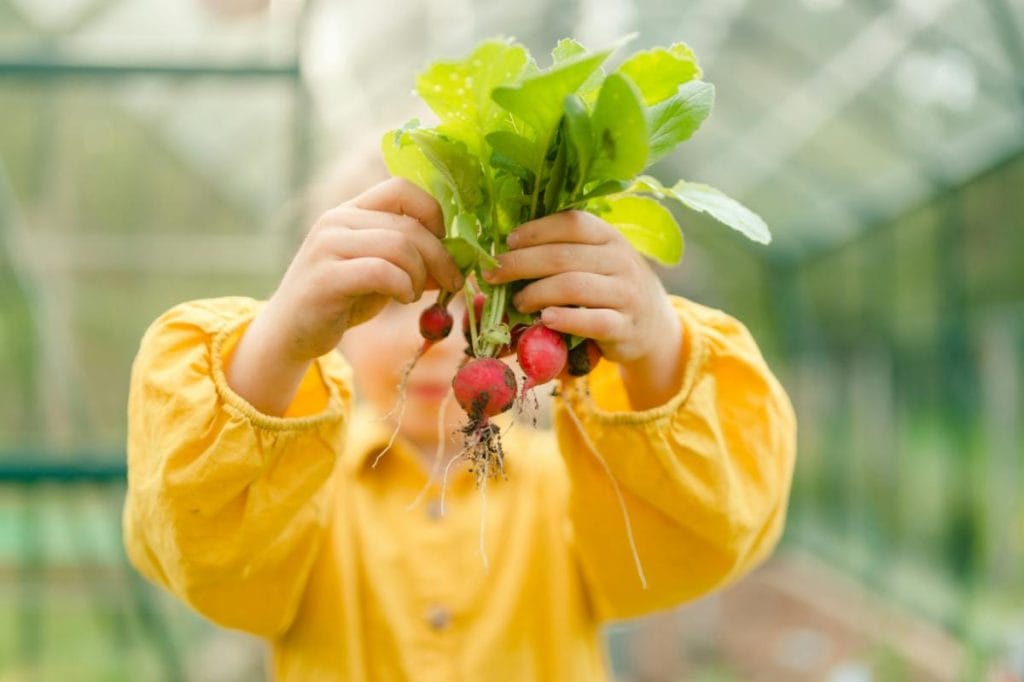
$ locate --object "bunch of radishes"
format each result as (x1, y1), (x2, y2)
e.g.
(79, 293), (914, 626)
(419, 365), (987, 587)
(419, 292), (602, 423)
(382, 36), (769, 479)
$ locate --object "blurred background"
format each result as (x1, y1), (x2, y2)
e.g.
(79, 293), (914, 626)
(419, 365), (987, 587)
(0, 0), (1022, 680)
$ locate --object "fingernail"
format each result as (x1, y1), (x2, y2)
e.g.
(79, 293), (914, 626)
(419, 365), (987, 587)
(481, 270), (496, 282)
(506, 232), (519, 249)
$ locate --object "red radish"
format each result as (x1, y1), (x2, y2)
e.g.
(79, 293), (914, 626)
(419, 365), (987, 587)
(516, 323), (568, 391)
(375, 292), (454, 468)
(452, 358), (518, 420)
(565, 338), (602, 377)
(419, 302), (453, 342)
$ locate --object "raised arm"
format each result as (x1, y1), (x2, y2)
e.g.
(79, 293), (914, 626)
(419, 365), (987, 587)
(123, 177), (463, 636)
(122, 297), (352, 637)
(554, 297), (797, 620)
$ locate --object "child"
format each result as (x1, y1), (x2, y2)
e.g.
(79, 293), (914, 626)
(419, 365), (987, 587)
(123, 177), (796, 681)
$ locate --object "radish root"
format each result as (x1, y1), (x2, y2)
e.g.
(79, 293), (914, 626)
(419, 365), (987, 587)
(372, 349), (425, 468)
(562, 383), (648, 590)
(406, 386), (456, 511)
(440, 448), (466, 516)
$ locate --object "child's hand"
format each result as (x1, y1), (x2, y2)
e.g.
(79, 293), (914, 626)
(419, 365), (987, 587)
(265, 178), (464, 361)
(227, 178), (463, 416)
(482, 210), (684, 409)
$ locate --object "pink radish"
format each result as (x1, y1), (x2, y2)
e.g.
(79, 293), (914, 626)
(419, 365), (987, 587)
(374, 292), (454, 468)
(419, 302), (453, 342)
(516, 323), (567, 392)
(452, 357), (518, 420)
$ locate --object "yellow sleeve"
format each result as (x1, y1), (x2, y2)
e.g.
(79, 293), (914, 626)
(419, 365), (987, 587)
(122, 297), (353, 638)
(553, 295), (797, 621)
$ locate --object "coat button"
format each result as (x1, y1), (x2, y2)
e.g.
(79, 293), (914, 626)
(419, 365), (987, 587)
(425, 605), (451, 631)
(425, 498), (444, 521)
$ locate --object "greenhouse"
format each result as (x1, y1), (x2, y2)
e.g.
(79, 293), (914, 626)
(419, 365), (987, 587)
(1, 0), (1022, 679)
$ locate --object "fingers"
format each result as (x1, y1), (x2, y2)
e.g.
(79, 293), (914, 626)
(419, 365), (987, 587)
(318, 228), (429, 297)
(483, 243), (614, 285)
(539, 306), (626, 342)
(352, 177), (446, 238)
(327, 257), (417, 304)
(506, 210), (618, 250)
(320, 207), (464, 293)
(484, 212), (624, 285)
(512, 272), (626, 314)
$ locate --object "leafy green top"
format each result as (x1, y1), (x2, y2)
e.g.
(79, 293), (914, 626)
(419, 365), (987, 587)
(382, 36), (771, 355)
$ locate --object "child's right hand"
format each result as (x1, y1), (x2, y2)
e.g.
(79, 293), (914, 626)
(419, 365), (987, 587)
(226, 178), (463, 416)
(267, 178), (463, 360)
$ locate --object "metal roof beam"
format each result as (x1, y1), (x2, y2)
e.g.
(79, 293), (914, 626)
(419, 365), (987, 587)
(701, 0), (961, 199)
(0, 58), (299, 80)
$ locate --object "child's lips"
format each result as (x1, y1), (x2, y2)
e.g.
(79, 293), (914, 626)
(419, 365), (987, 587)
(407, 382), (450, 400)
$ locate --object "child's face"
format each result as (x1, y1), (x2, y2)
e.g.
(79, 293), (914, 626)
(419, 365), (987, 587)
(339, 291), (468, 446)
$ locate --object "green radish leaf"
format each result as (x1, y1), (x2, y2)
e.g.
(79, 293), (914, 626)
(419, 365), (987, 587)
(455, 211), (481, 243)
(669, 181), (771, 244)
(617, 43), (701, 105)
(563, 94), (593, 185)
(442, 237), (478, 270)
(494, 175), (531, 234)
(552, 38), (586, 64)
(381, 128), (435, 193)
(453, 213), (500, 267)
(568, 334), (586, 350)
(506, 308), (534, 328)
(647, 80), (714, 164)
(590, 73), (648, 182)
(552, 38), (604, 102)
(416, 39), (530, 151)
(490, 153), (535, 186)
(593, 195), (683, 265)
(408, 130), (484, 211)
(626, 175), (669, 197)
(543, 122), (570, 214)
(381, 128), (455, 220)
(573, 179), (629, 204)
(486, 130), (540, 172)
(491, 48), (612, 142)
(626, 175), (770, 244)
(391, 118), (421, 145)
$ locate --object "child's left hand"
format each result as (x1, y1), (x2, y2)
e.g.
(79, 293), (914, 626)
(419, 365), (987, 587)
(482, 210), (684, 408)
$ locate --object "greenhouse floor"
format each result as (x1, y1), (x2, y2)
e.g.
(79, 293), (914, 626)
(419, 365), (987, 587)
(611, 551), (980, 682)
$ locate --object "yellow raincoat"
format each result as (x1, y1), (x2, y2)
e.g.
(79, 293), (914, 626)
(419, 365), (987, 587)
(123, 295), (796, 681)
